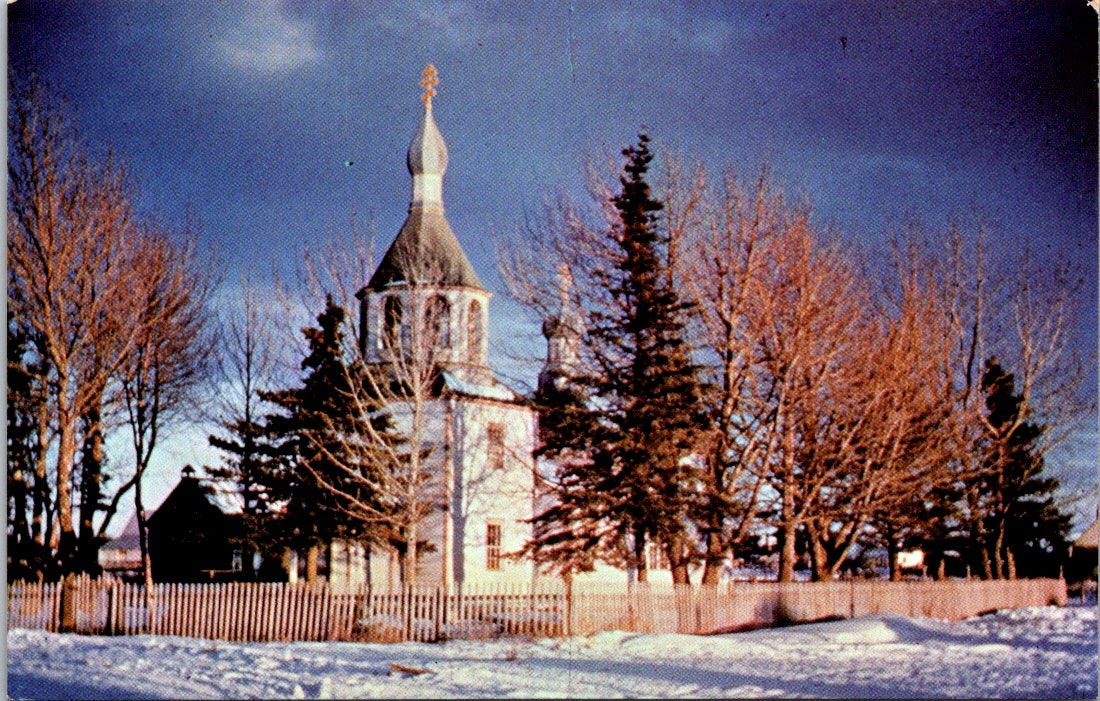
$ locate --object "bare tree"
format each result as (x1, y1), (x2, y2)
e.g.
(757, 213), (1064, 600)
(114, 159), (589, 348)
(681, 164), (805, 583)
(951, 230), (1092, 579)
(300, 250), (461, 587)
(120, 221), (215, 591)
(207, 271), (281, 573)
(735, 208), (879, 581)
(277, 217), (377, 357)
(807, 259), (959, 580)
(263, 229), (456, 586)
(8, 76), (151, 573)
(501, 139), (1090, 585)
(869, 220), (1092, 581)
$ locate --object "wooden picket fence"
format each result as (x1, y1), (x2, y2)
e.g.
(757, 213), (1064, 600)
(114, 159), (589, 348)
(565, 578), (1067, 636)
(7, 575), (1066, 643)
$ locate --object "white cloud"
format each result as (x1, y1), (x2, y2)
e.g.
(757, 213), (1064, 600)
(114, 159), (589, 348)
(690, 20), (736, 55)
(414, 1), (496, 44)
(370, 0), (505, 48)
(215, 2), (321, 74)
(600, 8), (736, 57)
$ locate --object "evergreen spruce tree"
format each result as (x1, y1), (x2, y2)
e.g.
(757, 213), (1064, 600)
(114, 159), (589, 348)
(7, 315), (50, 581)
(532, 134), (707, 582)
(258, 296), (398, 580)
(208, 406), (277, 577)
(976, 358), (1071, 579)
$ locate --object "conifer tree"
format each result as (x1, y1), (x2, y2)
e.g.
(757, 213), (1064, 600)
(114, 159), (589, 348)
(258, 296), (397, 580)
(7, 315), (52, 581)
(531, 134), (707, 582)
(973, 358), (1072, 579)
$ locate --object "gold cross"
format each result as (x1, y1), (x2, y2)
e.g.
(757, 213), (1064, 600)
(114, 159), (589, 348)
(420, 64), (438, 106)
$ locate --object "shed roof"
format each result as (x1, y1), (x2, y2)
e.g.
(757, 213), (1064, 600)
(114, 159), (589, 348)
(1075, 518), (1098, 549)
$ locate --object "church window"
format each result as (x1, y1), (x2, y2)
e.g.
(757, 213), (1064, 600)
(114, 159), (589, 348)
(486, 523), (502, 570)
(487, 423), (505, 471)
(426, 295), (451, 348)
(467, 299), (483, 362)
(383, 295), (403, 350)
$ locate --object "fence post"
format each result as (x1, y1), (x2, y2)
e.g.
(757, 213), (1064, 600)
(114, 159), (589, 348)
(433, 587), (442, 642)
(106, 581), (119, 635)
(402, 585), (412, 642)
(565, 577), (573, 637)
(58, 575), (77, 633)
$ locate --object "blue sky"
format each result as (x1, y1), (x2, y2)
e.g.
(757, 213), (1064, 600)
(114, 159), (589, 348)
(8, 1), (1098, 528)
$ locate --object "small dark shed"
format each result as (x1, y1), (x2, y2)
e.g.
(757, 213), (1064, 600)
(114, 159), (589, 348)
(147, 466), (250, 582)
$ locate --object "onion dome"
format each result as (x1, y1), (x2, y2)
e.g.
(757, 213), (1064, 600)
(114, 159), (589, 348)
(367, 65), (483, 291)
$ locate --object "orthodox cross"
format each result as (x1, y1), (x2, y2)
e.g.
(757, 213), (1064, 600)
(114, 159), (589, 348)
(420, 64), (439, 107)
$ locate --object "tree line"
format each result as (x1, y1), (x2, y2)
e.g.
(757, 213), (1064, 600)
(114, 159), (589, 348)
(501, 134), (1091, 583)
(8, 79), (1090, 586)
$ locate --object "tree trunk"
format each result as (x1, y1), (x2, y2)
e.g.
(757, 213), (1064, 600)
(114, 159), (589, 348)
(135, 476), (155, 629)
(888, 540), (902, 582)
(807, 524), (829, 582)
(700, 442), (731, 586)
(404, 524), (418, 587)
(633, 526), (648, 583)
(31, 407), (50, 551)
(136, 493), (153, 590)
(667, 532), (691, 585)
(990, 521), (1006, 580)
(978, 545), (994, 580)
(778, 521), (797, 583)
(700, 530), (724, 585)
(54, 413), (79, 575)
(78, 404), (105, 575)
(306, 544), (321, 583)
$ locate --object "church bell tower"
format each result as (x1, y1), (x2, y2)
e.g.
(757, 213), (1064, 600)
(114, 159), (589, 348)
(357, 65), (492, 384)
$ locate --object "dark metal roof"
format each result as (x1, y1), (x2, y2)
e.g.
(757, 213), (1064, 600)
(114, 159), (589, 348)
(366, 206), (483, 291)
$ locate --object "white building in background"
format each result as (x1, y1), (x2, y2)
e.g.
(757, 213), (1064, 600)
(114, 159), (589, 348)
(355, 66), (537, 589)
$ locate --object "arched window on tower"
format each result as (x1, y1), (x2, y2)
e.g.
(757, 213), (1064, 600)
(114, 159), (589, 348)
(467, 299), (483, 363)
(426, 295), (451, 349)
(383, 295), (403, 351)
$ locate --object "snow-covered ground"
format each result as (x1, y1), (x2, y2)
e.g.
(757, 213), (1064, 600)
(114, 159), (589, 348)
(6, 604), (1096, 699)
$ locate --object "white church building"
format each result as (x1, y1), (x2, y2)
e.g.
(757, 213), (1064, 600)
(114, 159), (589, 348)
(275, 66), (683, 590)
(352, 66), (538, 590)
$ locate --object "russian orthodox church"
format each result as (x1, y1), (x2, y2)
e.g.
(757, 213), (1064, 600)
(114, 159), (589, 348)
(109, 66), (666, 588)
(354, 65), (672, 588)
(354, 66), (538, 589)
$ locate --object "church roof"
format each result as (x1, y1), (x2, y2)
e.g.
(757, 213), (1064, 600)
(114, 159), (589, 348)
(366, 65), (483, 292)
(368, 205), (482, 290)
(441, 370), (523, 402)
(406, 100), (448, 176)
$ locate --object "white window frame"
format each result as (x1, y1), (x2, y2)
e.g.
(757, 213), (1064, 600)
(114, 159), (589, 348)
(486, 522), (502, 570)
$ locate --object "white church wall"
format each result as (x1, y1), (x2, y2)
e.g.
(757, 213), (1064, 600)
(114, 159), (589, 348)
(326, 539), (369, 589)
(452, 399), (536, 585)
(365, 395), (536, 588)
